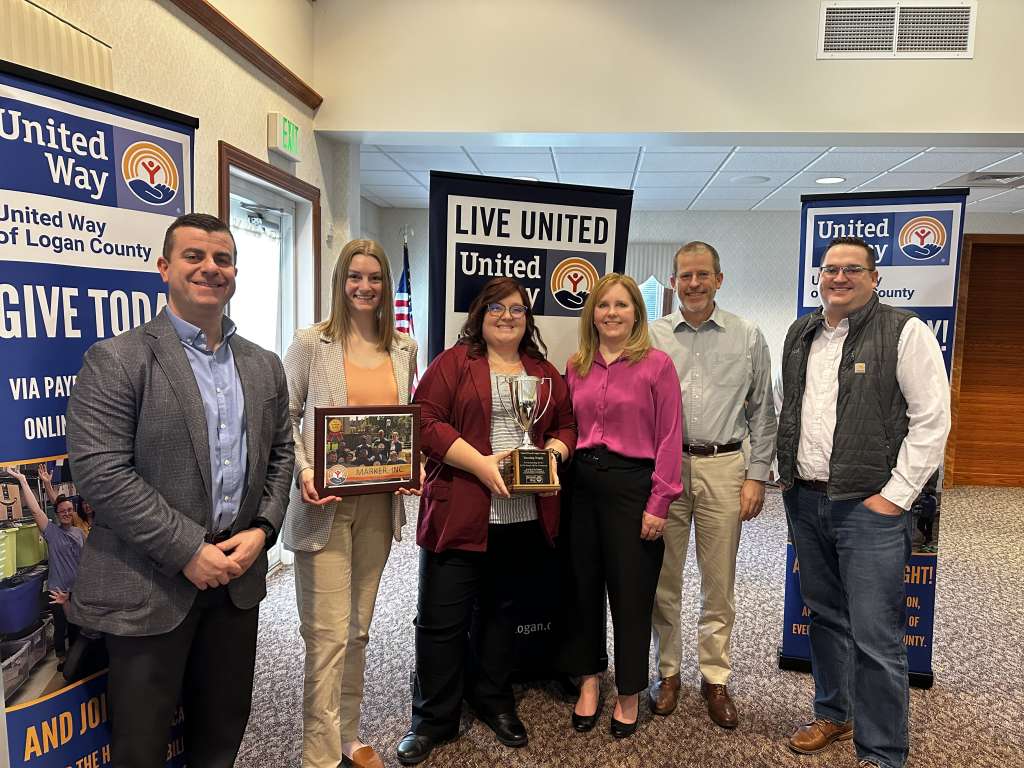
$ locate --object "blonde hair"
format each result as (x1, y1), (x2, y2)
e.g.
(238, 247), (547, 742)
(317, 239), (396, 351)
(571, 273), (651, 377)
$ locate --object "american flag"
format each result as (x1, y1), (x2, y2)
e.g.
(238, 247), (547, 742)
(394, 241), (415, 335)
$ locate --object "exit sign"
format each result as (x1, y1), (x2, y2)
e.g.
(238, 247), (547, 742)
(268, 112), (301, 161)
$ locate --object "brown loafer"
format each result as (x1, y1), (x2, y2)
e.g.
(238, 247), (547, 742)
(344, 745), (385, 768)
(788, 718), (854, 754)
(700, 678), (738, 728)
(647, 673), (680, 716)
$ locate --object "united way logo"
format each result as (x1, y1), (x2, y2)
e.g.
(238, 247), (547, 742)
(898, 216), (947, 261)
(550, 257), (600, 311)
(121, 141), (179, 205)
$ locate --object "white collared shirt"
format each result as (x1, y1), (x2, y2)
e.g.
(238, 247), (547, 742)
(795, 315), (950, 509)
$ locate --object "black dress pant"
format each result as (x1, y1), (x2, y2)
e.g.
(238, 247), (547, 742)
(412, 520), (545, 738)
(51, 602), (80, 656)
(104, 586), (259, 768)
(561, 447), (664, 695)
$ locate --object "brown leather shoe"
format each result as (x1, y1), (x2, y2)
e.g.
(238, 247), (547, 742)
(700, 678), (738, 728)
(647, 674), (680, 716)
(344, 745), (385, 768)
(788, 718), (854, 754)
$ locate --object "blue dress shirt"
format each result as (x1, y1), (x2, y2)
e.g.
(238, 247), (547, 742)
(166, 308), (248, 533)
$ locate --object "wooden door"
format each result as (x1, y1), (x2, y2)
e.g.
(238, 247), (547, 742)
(951, 239), (1024, 486)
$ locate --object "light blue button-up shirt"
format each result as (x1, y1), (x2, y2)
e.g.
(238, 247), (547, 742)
(166, 308), (247, 532)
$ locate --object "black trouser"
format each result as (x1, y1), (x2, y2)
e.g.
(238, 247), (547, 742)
(104, 586), (259, 768)
(51, 602), (80, 656)
(561, 448), (664, 696)
(411, 521), (545, 738)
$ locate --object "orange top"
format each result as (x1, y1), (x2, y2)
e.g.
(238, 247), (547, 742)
(344, 356), (398, 406)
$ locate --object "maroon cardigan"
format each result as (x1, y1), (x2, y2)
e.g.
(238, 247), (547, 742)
(413, 343), (577, 553)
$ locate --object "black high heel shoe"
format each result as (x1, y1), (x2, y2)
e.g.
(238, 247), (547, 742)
(571, 698), (603, 732)
(609, 714), (638, 739)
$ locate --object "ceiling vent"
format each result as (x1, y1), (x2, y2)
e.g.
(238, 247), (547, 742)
(818, 1), (976, 59)
(940, 171), (1024, 189)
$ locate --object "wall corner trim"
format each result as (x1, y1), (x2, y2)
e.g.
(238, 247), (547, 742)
(165, 0), (323, 110)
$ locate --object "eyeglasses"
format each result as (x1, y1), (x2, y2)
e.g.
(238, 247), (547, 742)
(819, 264), (874, 277)
(485, 302), (528, 318)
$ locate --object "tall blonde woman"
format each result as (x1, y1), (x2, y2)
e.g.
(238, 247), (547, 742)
(561, 274), (682, 738)
(283, 239), (418, 768)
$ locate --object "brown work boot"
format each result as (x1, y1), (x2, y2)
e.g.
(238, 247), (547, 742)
(647, 674), (680, 716)
(788, 718), (854, 754)
(700, 678), (738, 728)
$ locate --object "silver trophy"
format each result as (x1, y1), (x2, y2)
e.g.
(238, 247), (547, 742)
(495, 374), (558, 491)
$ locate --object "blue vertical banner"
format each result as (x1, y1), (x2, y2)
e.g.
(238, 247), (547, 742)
(2, 61), (195, 765)
(0, 61), (195, 467)
(778, 188), (966, 687)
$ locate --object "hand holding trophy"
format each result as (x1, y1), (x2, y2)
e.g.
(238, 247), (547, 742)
(495, 374), (560, 493)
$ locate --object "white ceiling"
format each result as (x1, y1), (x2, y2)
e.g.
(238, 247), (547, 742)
(359, 144), (1024, 213)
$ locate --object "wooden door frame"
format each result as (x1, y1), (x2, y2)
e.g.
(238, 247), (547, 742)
(946, 233), (1024, 487)
(217, 141), (322, 318)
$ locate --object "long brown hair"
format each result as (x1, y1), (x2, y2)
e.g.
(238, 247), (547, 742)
(571, 273), (651, 377)
(317, 239), (396, 351)
(457, 277), (546, 360)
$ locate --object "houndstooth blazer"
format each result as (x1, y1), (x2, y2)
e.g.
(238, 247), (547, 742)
(281, 325), (418, 551)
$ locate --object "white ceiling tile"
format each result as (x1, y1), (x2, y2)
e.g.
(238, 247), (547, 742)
(389, 153), (477, 172)
(785, 171), (878, 187)
(756, 195), (805, 211)
(386, 198), (431, 208)
(723, 152), (824, 172)
(689, 198), (758, 211)
(360, 170), (420, 186)
(360, 152), (401, 171)
(470, 153), (554, 173)
(365, 186), (431, 198)
(831, 146), (926, 153)
(555, 146), (641, 154)
(895, 151), (1020, 173)
(807, 152), (923, 173)
(856, 172), (962, 189)
(378, 145), (464, 153)
(461, 146), (550, 154)
(635, 171), (715, 187)
(736, 146), (829, 153)
(938, 146), (1022, 153)
(979, 154), (1024, 172)
(632, 201), (692, 211)
(640, 153), (725, 172)
(645, 146), (735, 153)
(483, 172), (560, 183)
(556, 153), (638, 172)
(697, 187), (773, 200)
(711, 170), (792, 187)
(558, 172), (634, 188)
(412, 172), (431, 186)
(632, 188), (701, 201)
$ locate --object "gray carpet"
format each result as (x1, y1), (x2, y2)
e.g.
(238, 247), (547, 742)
(236, 486), (1024, 767)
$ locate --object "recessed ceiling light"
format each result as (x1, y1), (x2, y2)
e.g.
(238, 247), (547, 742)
(731, 175), (771, 184)
(815, 176), (846, 185)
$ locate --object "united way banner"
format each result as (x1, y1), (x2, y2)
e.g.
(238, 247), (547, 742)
(0, 61), (195, 467)
(5, 672), (185, 768)
(428, 172), (632, 370)
(779, 188), (966, 686)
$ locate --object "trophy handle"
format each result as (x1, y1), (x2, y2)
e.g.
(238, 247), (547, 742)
(532, 377), (553, 426)
(494, 374), (516, 419)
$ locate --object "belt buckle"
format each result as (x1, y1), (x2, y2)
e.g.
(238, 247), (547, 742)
(710, 444), (720, 457)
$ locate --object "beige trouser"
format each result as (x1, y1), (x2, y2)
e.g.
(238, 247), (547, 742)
(651, 451), (745, 685)
(294, 492), (392, 768)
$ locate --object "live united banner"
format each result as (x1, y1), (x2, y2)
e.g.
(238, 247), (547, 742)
(779, 188), (967, 685)
(427, 171), (632, 370)
(0, 61), (195, 467)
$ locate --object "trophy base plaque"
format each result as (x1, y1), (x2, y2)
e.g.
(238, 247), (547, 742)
(503, 448), (559, 494)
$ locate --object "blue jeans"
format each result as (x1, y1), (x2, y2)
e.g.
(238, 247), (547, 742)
(783, 484), (912, 768)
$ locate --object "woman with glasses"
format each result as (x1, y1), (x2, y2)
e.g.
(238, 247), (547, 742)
(396, 276), (575, 766)
(561, 273), (682, 738)
(283, 239), (419, 768)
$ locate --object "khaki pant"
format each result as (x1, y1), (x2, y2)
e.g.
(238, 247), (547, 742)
(651, 451), (745, 685)
(294, 492), (392, 768)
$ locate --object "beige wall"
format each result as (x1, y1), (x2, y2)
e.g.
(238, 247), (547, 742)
(207, 0), (314, 82)
(313, 0), (1023, 136)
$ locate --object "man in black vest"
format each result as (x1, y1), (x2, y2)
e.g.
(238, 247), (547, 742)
(777, 236), (949, 768)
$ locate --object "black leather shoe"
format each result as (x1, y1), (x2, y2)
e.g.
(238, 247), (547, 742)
(609, 715), (638, 739)
(477, 712), (528, 747)
(571, 698), (603, 732)
(396, 731), (450, 766)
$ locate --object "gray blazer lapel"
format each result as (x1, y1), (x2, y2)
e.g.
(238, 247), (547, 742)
(390, 338), (412, 406)
(146, 314), (212, 496)
(319, 331), (348, 407)
(232, 341), (263, 476)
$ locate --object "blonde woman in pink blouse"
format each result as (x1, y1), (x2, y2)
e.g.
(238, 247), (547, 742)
(562, 273), (683, 739)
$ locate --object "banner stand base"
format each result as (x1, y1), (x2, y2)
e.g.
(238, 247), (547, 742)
(777, 648), (935, 689)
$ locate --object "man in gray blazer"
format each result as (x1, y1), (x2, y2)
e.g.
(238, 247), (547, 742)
(66, 213), (294, 768)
